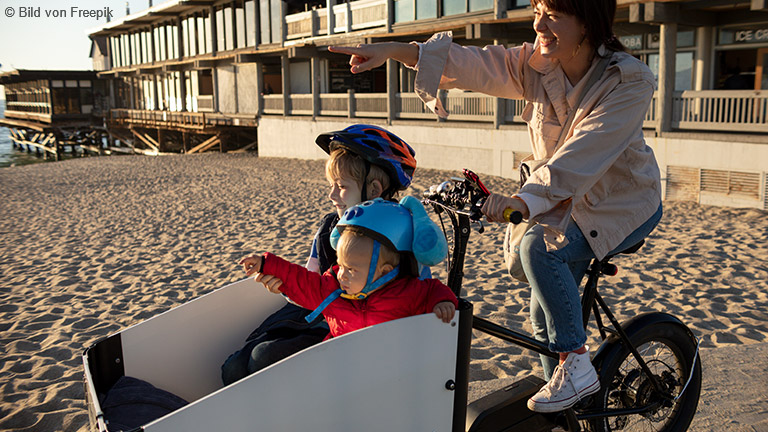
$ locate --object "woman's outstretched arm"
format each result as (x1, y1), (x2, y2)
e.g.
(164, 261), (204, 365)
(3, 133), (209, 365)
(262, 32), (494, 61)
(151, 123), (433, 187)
(329, 42), (419, 74)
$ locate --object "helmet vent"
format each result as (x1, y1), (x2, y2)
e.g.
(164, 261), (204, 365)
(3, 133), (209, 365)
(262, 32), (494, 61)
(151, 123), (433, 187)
(361, 139), (384, 152)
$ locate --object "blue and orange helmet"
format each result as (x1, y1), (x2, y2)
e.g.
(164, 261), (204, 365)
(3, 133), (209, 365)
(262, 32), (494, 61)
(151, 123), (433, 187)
(316, 124), (417, 192)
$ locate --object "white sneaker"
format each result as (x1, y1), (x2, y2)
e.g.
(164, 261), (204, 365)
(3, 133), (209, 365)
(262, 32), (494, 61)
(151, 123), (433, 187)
(527, 347), (600, 413)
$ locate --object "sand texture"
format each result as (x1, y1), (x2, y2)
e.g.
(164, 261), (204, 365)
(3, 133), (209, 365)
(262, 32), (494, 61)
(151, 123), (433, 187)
(1, 154), (767, 431)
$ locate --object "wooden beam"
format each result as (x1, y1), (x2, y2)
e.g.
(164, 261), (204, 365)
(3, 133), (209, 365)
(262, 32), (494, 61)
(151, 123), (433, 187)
(631, 1), (715, 25)
(194, 59), (216, 69)
(752, 0), (768, 10)
(288, 46), (319, 59)
(187, 134), (220, 154)
(465, 23), (533, 41)
(130, 129), (160, 151)
(163, 64), (185, 72)
(235, 53), (261, 64)
(109, 130), (134, 147)
(230, 139), (258, 153)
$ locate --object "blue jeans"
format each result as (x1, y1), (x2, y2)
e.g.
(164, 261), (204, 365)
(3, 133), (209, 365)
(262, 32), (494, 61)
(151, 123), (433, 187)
(520, 205), (663, 379)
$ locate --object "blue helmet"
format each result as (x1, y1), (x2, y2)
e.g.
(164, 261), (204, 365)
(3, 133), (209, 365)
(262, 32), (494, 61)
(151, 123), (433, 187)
(303, 198), (445, 321)
(330, 198), (413, 255)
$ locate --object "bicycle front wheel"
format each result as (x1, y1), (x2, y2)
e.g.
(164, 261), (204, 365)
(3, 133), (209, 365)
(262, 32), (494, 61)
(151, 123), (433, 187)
(586, 322), (701, 432)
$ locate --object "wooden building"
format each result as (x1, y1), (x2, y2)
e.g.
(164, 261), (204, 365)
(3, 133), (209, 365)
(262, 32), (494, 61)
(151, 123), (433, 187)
(0, 69), (111, 160)
(82, 0), (767, 209)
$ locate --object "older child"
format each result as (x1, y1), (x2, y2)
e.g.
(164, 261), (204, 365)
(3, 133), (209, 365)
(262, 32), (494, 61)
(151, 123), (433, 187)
(240, 199), (457, 340)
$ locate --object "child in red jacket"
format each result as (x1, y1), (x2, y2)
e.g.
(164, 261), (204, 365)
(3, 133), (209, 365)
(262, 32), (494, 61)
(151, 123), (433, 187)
(240, 198), (458, 339)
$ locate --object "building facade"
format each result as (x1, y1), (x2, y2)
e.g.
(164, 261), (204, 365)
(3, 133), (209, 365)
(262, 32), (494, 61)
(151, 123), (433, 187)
(85, 0), (768, 208)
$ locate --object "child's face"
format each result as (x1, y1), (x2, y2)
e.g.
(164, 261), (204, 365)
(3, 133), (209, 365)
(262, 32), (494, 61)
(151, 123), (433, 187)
(336, 235), (385, 296)
(328, 175), (363, 217)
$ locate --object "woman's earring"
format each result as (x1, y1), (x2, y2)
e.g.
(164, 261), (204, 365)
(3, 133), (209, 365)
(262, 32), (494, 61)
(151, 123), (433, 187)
(571, 42), (582, 58)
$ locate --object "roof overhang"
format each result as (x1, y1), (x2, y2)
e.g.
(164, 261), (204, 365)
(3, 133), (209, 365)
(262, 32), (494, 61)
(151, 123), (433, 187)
(87, 0), (217, 38)
(0, 69), (97, 84)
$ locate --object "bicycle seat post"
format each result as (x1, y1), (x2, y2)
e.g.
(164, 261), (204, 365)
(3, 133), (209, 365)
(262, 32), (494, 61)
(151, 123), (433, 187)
(580, 258), (604, 330)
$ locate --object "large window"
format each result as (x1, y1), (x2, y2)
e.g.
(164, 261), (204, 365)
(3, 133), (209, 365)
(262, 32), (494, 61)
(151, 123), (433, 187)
(395, 0), (414, 22)
(648, 52), (694, 91)
(417, 0), (437, 19)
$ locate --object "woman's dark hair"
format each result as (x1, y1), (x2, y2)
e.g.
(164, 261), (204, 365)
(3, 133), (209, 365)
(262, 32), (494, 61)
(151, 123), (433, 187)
(530, 0), (625, 54)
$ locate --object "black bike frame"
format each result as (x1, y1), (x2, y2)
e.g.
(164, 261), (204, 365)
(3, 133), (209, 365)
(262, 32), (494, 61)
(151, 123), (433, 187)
(437, 207), (675, 420)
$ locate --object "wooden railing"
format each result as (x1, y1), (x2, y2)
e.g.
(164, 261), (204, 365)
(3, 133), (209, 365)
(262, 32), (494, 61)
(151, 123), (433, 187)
(318, 93), (348, 116)
(333, 0), (387, 33)
(289, 94), (313, 116)
(672, 90), (768, 133)
(263, 95), (284, 114)
(5, 102), (51, 114)
(285, 0), (385, 39)
(197, 95), (214, 112)
(443, 91), (495, 122)
(103, 90), (767, 135)
(108, 109), (257, 128)
(644, 93), (658, 129)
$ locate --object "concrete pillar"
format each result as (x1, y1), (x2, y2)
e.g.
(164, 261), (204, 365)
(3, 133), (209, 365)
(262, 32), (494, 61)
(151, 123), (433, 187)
(179, 71), (188, 112)
(213, 67), (219, 113)
(493, 38), (504, 128)
(280, 0), (287, 44)
(694, 26), (713, 91)
(657, 22), (677, 134)
(129, 77), (136, 109)
(348, 89), (356, 118)
(312, 56), (321, 119)
(326, 0), (335, 35)
(210, 6), (218, 55)
(386, 59), (397, 124)
(256, 62), (264, 115)
(281, 54), (291, 116)
(494, 0), (505, 19)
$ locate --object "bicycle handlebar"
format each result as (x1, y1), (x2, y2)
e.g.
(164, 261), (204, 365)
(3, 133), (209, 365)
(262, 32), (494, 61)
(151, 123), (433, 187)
(422, 169), (522, 225)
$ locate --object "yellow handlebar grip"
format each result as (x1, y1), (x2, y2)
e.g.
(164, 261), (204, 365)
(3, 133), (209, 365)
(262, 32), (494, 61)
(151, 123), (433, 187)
(503, 208), (524, 224)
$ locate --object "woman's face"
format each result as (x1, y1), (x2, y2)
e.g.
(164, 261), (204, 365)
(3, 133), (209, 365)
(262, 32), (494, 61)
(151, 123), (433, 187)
(532, 2), (586, 62)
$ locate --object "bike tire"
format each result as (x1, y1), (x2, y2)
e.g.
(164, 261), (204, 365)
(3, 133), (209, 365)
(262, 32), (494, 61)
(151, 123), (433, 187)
(585, 322), (702, 432)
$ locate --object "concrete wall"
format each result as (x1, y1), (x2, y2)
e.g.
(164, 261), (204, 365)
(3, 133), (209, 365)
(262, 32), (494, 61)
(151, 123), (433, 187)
(236, 64), (260, 114)
(217, 66), (236, 114)
(257, 116), (768, 209)
(257, 117), (532, 178)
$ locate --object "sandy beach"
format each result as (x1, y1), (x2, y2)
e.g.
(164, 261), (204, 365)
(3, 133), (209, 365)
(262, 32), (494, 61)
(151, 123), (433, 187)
(1, 153), (767, 431)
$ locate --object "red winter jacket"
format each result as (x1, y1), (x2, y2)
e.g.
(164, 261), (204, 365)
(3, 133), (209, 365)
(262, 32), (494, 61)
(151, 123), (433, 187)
(262, 252), (458, 339)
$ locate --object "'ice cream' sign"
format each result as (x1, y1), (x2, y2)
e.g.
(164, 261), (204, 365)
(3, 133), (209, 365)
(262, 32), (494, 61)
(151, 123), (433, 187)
(720, 26), (768, 45)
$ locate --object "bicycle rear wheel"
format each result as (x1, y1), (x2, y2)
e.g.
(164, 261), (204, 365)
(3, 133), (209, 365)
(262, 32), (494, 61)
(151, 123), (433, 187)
(586, 322), (701, 432)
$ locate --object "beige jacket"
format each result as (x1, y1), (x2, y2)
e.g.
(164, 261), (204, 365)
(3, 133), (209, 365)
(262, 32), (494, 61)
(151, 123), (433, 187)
(414, 31), (661, 260)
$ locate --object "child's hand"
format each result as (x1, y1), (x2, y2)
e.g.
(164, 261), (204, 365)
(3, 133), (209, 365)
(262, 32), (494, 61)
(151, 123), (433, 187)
(433, 301), (456, 323)
(239, 254), (262, 276)
(255, 273), (284, 294)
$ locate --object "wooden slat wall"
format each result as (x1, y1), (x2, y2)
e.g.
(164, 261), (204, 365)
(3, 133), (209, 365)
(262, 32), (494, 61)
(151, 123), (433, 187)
(764, 174), (768, 211)
(701, 169), (761, 199)
(666, 166), (700, 202)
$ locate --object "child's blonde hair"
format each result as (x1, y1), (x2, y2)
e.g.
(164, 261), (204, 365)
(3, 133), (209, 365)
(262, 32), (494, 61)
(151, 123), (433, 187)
(326, 148), (396, 200)
(337, 230), (401, 269)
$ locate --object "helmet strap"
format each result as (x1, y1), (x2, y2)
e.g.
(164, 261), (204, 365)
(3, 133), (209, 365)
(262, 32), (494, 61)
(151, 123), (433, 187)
(360, 160), (371, 202)
(305, 241), (401, 322)
(341, 241), (400, 300)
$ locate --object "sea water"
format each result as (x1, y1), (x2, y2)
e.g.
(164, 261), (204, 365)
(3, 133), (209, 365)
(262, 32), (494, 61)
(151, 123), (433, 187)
(0, 100), (48, 168)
